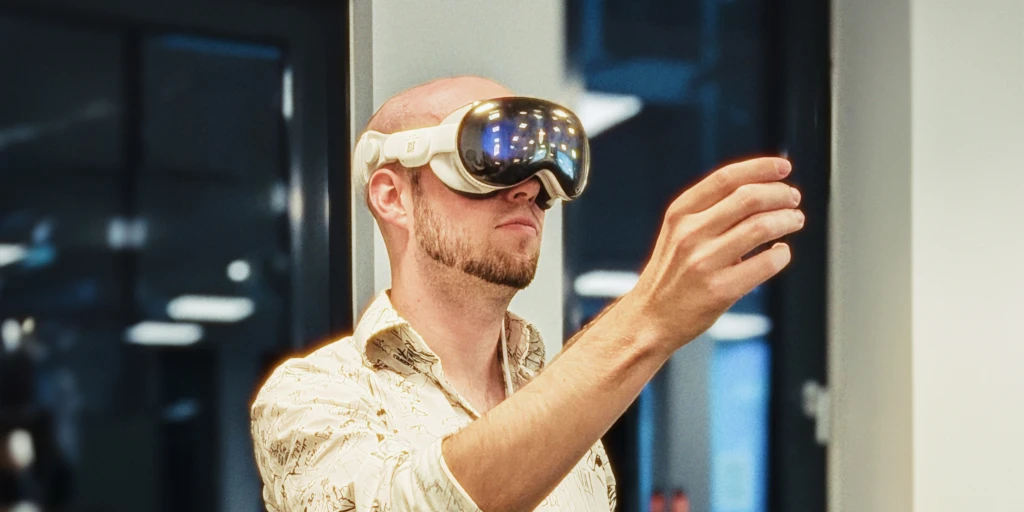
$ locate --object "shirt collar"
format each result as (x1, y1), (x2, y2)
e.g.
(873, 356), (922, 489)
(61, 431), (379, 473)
(354, 290), (546, 377)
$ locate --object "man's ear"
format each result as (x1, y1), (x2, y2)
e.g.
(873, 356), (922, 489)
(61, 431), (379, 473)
(367, 167), (413, 231)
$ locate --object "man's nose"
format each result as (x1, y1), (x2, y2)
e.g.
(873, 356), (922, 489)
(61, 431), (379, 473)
(504, 177), (541, 205)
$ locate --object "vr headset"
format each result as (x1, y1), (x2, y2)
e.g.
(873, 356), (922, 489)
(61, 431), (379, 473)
(354, 97), (590, 209)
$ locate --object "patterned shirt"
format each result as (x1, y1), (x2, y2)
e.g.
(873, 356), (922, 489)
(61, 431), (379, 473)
(251, 291), (617, 511)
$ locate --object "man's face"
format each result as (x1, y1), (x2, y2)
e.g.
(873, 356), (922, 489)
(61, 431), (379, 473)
(411, 167), (545, 289)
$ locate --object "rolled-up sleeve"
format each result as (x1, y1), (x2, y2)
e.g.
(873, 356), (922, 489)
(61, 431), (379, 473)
(250, 359), (480, 512)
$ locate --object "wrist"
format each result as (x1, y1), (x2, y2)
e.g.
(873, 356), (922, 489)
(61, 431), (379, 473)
(601, 295), (675, 364)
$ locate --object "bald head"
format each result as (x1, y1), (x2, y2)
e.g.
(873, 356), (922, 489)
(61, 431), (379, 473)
(361, 76), (513, 218)
(365, 76), (513, 136)
(361, 76), (514, 243)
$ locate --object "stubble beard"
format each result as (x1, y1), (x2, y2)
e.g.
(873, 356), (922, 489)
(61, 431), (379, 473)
(413, 192), (540, 290)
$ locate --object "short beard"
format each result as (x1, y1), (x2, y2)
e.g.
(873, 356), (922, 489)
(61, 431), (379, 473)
(412, 181), (539, 289)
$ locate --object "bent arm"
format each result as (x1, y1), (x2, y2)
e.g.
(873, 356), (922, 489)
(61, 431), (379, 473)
(443, 304), (670, 511)
(445, 157), (803, 511)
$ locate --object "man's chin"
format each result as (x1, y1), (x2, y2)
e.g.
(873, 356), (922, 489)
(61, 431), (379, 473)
(461, 259), (538, 290)
(488, 275), (536, 291)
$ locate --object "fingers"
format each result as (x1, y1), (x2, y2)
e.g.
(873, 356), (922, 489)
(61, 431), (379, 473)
(697, 182), (801, 236)
(713, 242), (793, 299)
(670, 157), (791, 216)
(703, 208), (804, 269)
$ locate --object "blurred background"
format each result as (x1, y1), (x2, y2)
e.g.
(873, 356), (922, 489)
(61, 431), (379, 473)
(0, 1), (345, 510)
(2, 0), (1022, 512)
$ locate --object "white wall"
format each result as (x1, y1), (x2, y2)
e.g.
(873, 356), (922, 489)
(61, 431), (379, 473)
(832, 0), (1024, 510)
(350, 0), (570, 357)
(830, 0), (914, 509)
(911, 1), (1024, 509)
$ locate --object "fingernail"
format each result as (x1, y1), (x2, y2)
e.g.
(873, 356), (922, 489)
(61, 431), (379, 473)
(777, 159), (792, 176)
(791, 187), (801, 203)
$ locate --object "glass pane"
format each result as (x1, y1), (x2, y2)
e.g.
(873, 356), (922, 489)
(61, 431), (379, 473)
(0, 16), (123, 173)
(135, 32), (289, 512)
(567, 0), (771, 510)
(142, 35), (283, 179)
(0, 19), (290, 511)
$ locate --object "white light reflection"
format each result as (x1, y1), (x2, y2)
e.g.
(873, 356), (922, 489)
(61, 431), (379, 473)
(167, 295), (255, 323)
(106, 218), (147, 250)
(0, 244), (27, 267)
(10, 502), (40, 512)
(227, 260), (251, 282)
(2, 318), (22, 352)
(270, 182), (288, 214)
(282, 68), (293, 120)
(289, 176), (304, 225)
(574, 91), (643, 137)
(8, 429), (34, 469)
(573, 270), (639, 298)
(125, 322), (203, 346)
(707, 313), (773, 341)
(473, 102), (496, 114)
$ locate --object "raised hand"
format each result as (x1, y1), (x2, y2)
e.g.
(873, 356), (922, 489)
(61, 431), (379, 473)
(623, 157), (804, 351)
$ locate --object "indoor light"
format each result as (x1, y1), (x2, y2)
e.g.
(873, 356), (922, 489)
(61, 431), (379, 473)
(125, 321), (203, 346)
(167, 295), (255, 323)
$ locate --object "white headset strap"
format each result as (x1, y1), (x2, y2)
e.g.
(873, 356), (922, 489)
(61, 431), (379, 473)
(357, 124), (458, 176)
(355, 102), (477, 185)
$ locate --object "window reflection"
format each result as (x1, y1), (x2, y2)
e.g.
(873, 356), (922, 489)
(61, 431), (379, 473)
(566, 0), (773, 510)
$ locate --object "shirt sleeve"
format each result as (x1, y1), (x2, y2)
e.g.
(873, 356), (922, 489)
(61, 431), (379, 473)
(250, 358), (481, 512)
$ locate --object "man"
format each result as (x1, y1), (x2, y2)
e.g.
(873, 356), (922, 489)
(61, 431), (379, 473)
(250, 76), (804, 511)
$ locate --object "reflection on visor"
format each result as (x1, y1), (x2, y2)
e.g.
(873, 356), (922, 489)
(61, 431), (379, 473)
(458, 98), (589, 199)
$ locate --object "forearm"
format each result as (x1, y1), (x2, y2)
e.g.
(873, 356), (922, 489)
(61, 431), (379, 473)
(557, 296), (623, 354)
(442, 302), (669, 511)
(444, 157), (803, 511)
